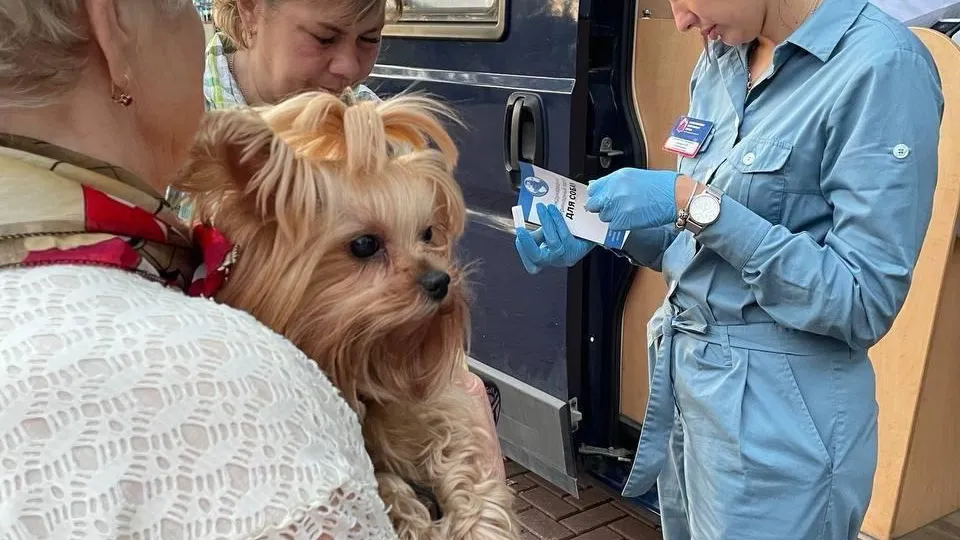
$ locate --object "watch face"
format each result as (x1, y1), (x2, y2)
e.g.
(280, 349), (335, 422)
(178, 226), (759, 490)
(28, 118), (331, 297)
(689, 195), (721, 224)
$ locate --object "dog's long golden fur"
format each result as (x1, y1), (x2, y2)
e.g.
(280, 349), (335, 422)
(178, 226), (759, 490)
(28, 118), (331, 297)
(173, 91), (518, 540)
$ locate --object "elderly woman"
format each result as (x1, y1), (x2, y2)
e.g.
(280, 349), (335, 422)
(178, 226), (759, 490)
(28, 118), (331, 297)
(0, 1), (396, 538)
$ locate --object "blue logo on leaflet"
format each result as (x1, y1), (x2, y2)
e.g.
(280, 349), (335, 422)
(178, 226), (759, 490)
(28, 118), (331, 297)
(523, 176), (549, 197)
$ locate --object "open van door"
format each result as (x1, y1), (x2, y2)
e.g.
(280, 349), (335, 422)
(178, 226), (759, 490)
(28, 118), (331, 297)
(369, 0), (641, 496)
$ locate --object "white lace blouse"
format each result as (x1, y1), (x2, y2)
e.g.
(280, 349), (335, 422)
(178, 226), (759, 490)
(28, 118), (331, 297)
(0, 265), (397, 539)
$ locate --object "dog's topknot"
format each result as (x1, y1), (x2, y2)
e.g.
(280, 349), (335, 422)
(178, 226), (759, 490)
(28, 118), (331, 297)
(176, 90), (461, 249)
(260, 90), (459, 178)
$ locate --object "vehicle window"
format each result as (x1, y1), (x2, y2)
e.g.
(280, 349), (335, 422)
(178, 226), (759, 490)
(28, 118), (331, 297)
(384, 0), (504, 39)
(389, 0), (499, 23)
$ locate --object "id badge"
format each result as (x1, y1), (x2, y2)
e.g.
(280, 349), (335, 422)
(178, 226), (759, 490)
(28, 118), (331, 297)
(663, 116), (715, 158)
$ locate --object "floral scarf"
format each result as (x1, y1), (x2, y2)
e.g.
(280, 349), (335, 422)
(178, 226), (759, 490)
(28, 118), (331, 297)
(0, 134), (234, 297)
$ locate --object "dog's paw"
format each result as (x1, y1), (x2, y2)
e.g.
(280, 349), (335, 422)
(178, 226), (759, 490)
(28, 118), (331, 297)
(376, 472), (443, 540)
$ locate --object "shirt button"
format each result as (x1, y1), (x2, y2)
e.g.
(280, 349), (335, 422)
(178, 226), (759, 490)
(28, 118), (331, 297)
(892, 144), (910, 159)
(741, 152), (756, 165)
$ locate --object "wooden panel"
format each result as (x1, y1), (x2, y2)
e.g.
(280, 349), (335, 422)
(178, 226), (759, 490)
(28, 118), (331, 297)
(620, 271), (668, 422)
(619, 14), (702, 422)
(629, 18), (703, 172)
(861, 28), (960, 539)
(888, 29), (960, 539)
(863, 197), (954, 536)
(893, 247), (960, 538)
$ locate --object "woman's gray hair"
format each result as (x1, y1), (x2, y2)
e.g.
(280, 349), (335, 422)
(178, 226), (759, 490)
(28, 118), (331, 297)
(0, 0), (192, 109)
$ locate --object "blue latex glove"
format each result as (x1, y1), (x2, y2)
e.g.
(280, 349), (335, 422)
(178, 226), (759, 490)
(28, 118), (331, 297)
(584, 168), (679, 231)
(515, 203), (595, 274)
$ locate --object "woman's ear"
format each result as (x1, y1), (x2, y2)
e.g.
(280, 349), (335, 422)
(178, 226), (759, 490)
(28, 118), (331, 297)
(235, 0), (263, 44)
(179, 108), (273, 189)
(173, 108), (321, 245)
(83, 0), (136, 93)
(173, 109), (276, 217)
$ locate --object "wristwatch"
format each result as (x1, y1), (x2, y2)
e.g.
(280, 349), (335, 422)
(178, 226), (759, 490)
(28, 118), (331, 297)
(676, 184), (723, 234)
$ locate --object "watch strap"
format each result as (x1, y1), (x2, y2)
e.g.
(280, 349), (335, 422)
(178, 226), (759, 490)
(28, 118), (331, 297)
(675, 181), (700, 230)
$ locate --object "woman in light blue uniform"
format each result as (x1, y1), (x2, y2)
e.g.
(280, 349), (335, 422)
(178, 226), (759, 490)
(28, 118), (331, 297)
(515, 0), (943, 538)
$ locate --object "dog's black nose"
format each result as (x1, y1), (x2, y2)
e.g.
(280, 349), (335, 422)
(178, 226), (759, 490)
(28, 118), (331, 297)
(419, 270), (450, 301)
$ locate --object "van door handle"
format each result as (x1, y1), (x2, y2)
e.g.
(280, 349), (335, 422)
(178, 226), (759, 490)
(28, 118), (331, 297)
(503, 92), (545, 191)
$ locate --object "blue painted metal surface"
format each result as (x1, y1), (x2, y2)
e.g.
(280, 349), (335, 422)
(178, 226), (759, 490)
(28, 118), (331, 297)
(368, 0), (587, 401)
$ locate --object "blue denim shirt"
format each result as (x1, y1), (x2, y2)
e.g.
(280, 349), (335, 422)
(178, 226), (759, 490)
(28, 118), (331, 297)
(624, 0), (943, 351)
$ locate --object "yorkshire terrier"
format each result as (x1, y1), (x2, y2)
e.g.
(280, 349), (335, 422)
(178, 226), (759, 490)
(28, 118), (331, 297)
(172, 91), (518, 540)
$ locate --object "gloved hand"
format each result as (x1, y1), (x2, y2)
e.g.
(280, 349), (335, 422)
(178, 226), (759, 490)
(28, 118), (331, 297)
(585, 168), (679, 231)
(515, 203), (595, 274)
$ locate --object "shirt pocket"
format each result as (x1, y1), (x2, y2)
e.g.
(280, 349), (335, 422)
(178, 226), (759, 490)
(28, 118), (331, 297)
(728, 139), (791, 225)
(676, 129), (717, 179)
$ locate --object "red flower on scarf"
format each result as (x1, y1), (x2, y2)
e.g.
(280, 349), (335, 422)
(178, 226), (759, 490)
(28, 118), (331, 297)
(10, 183), (235, 297)
(82, 185), (168, 242)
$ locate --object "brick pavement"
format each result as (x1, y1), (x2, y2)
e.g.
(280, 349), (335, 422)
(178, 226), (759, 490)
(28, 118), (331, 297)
(505, 460), (662, 540)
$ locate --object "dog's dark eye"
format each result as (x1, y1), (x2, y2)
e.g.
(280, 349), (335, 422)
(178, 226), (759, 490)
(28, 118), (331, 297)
(421, 227), (433, 243)
(350, 235), (381, 258)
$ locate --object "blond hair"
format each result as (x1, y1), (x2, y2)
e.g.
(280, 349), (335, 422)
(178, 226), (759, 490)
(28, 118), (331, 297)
(214, 0), (402, 49)
(0, 0), (190, 109)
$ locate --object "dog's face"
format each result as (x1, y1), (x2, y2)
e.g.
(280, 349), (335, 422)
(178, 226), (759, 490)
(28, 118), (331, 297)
(173, 92), (469, 409)
(289, 155), (470, 409)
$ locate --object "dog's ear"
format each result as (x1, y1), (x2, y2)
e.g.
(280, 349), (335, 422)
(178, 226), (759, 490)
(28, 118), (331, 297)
(217, 113), (275, 197)
(176, 108), (272, 195)
(175, 108), (322, 244)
